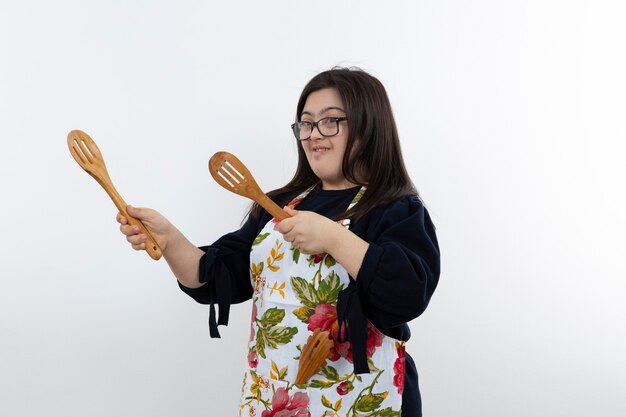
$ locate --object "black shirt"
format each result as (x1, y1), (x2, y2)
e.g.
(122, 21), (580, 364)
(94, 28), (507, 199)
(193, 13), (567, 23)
(179, 185), (440, 417)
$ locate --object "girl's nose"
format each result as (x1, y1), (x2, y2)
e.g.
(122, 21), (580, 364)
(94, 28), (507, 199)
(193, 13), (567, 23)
(309, 127), (324, 141)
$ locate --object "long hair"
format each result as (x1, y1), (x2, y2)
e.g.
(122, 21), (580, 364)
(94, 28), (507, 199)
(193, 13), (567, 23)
(250, 67), (420, 222)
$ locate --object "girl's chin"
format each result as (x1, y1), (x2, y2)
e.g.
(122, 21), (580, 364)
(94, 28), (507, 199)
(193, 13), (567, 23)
(311, 168), (338, 182)
(317, 175), (352, 190)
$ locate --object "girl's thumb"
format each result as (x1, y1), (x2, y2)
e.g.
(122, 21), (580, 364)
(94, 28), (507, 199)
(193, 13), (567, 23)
(284, 206), (297, 215)
(127, 205), (145, 219)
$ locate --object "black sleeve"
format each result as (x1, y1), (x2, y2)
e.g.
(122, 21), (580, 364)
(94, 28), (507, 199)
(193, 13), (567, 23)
(178, 193), (295, 337)
(336, 196), (440, 373)
(178, 215), (258, 303)
(178, 213), (259, 337)
(358, 196), (440, 327)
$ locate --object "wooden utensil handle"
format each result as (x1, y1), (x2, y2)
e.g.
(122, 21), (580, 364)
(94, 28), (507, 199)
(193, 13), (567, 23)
(256, 193), (291, 221)
(100, 177), (162, 261)
(124, 212), (163, 261)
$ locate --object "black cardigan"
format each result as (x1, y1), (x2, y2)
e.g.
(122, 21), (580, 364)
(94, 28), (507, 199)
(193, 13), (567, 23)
(179, 185), (440, 417)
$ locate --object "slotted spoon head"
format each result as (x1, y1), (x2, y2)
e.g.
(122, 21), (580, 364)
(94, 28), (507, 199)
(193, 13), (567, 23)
(295, 329), (334, 385)
(208, 151), (259, 198)
(208, 151), (291, 221)
(67, 130), (110, 184)
(67, 129), (163, 261)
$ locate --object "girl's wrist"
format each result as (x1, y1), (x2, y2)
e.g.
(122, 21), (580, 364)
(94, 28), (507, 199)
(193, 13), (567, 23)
(324, 220), (349, 256)
(161, 224), (184, 256)
(323, 220), (369, 278)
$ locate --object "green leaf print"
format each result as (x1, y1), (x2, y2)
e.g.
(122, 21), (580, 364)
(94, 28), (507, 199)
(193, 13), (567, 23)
(308, 379), (336, 389)
(353, 187), (366, 204)
(324, 254), (336, 268)
(291, 276), (319, 308)
(292, 247), (301, 263)
(255, 330), (266, 359)
(259, 307), (285, 327)
(355, 393), (388, 413)
(252, 232), (270, 249)
(367, 357), (381, 372)
(265, 326), (298, 347)
(319, 365), (341, 382)
(317, 271), (344, 304)
(254, 307), (298, 358)
(364, 408), (401, 417)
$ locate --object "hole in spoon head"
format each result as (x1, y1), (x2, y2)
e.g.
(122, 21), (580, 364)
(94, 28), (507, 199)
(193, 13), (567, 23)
(80, 139), (95, 159)
(221, 165), (242, 185)
(74, 138), (94, 163)
(224, 161), (244, 180)
(217, 171), (234, 188)
(71, 145), (87, 165)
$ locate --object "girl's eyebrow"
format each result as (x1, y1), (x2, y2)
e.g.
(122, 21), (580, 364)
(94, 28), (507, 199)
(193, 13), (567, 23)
(301, 106), (346, 117)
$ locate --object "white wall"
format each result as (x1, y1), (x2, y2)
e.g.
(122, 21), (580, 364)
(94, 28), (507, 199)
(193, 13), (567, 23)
(1, 1), (624, 416)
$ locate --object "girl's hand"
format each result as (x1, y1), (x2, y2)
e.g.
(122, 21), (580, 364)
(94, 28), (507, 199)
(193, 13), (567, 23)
(116, 205), (172, 252)
(275, 206), (339, 255)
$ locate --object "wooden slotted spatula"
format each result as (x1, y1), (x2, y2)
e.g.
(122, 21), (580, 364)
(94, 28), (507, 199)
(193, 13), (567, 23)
(209, 151), (334, 383)
(295, 328), (334, 385)
(67, 130), (162, 261)
(208, 151), (291, 221)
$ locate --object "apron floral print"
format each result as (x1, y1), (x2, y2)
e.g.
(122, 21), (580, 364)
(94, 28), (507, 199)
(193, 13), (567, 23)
(239, 186), (406, 417)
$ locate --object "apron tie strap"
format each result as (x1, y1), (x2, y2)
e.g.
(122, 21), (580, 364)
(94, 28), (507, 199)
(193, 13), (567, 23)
(337, 280), (370, 374)
(199, 249), (232, 338)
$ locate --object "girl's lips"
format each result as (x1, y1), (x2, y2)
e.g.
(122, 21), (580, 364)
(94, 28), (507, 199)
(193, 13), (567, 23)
(312, 146), (330, 152)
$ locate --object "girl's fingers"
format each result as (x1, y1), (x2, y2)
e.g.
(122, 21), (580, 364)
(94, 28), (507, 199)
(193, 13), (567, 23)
(131, 242), (146, 251)
(120, 224), (140, 236)
(117, 206), (158, 252)
(117, 212), (128, 224)
(126, 234), (147, 245)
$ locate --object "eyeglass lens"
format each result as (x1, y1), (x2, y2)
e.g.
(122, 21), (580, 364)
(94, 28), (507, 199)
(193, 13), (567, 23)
(294, 118), (341, 140)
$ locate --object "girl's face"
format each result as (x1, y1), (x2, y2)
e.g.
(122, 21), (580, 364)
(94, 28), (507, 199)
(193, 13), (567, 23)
(300, 88), (355, 190)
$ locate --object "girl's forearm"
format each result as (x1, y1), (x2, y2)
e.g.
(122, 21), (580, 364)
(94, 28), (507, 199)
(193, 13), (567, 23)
(162, 227), (205, 288)
(324, 222), (369, 279)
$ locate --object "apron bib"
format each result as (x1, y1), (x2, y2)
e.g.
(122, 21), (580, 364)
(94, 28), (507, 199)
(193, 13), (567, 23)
(238, 186), (405, 417)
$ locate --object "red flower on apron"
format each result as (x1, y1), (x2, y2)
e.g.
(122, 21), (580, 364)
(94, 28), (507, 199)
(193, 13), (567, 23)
(261, 387), (310, 417)
(393, 343), (406, 394)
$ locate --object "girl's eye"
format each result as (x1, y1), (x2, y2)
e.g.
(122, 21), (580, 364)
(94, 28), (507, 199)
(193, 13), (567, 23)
(320, 118), (336, 126)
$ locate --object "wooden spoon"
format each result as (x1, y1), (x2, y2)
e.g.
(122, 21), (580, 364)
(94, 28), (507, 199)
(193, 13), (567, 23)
(208, 151), (291, 221)
(67, 130), (162, 261)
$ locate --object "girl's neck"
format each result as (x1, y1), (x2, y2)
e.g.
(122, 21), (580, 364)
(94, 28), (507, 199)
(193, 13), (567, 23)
(321, 179), (359, 191)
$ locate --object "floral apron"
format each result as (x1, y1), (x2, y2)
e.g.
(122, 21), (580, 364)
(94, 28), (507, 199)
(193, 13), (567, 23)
(239, 186), (406, 417)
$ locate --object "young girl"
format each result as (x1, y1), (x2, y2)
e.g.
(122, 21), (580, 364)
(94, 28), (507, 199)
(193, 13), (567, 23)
(117, 68), (440, 417)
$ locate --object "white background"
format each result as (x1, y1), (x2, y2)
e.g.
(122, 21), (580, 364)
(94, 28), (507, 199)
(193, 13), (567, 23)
(1, 1), (625, 416)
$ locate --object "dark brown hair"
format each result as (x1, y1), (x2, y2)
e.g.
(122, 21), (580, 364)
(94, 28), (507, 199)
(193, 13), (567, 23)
(250, 67), (420, 222)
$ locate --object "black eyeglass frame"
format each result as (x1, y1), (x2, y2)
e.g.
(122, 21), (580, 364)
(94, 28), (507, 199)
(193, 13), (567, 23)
(290, 117), (348, 141)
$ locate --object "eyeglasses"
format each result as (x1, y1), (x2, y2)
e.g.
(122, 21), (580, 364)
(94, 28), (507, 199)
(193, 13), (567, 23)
(291, 117), (347, 141)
